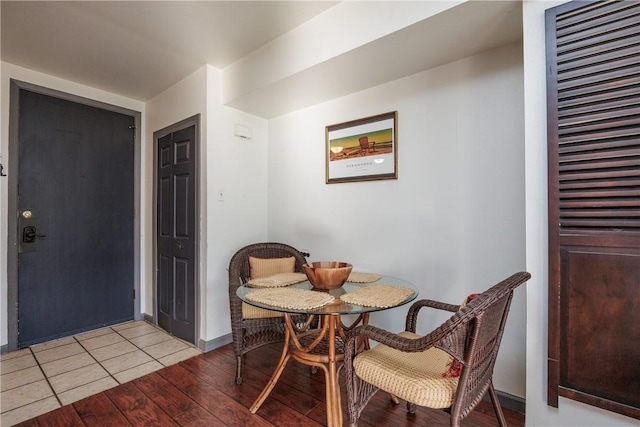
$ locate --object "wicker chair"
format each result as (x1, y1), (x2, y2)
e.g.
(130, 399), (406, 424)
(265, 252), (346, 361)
(228, 242), (311, 385)
(344, 271), (531, 426)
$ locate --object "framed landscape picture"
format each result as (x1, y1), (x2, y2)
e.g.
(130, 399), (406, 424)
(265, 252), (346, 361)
(325, 111), (397, 184)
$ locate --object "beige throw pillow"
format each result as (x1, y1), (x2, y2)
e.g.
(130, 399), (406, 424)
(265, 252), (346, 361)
(249, 256), (296, 279)
(244, 256), (297, 318)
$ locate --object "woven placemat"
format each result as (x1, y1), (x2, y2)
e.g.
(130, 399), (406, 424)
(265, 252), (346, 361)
(245, 288), (335, 310)
(247, 272), (308, 288)
(339, 284), (414, 308)
(347, 272), (382, 283)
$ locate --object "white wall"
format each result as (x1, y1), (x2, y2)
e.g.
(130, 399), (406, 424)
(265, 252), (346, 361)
(0, 62), (145, 348)
(523, 1), (637, 426)
(268, 42), (528, 398)
(202, 66), (270, 341)
(223, 0), (462, 108)
(145, 65), (269, 343)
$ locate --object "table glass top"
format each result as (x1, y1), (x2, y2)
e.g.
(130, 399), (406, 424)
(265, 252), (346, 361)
(236, 275), (418, 315)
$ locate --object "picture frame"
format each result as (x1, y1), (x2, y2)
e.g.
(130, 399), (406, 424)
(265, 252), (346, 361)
(325, 111), (397, 184)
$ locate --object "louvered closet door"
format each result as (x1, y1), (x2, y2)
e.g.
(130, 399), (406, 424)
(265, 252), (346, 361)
(546, 0), (640, 420)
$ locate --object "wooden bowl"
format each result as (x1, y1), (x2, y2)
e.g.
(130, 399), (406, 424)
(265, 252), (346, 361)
(303, 261), (353, 290)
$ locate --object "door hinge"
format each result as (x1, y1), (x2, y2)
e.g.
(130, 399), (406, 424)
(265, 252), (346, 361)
(133, 289), (136, 300)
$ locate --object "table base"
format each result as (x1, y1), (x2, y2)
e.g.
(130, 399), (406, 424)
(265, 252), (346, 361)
(249, 313), (368, 427)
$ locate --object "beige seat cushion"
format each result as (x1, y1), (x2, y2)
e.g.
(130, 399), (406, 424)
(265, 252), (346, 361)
(242, 303), (283, 319)
(353, 331), (459, 409)
(242, 256), (297, 319)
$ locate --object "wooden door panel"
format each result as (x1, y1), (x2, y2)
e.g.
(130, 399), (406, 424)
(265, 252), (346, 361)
(174, 257), (190, 322)
(159, 255), (171, 317)
(159, 177), (171, 237)
(174, 174), (191, 238)
(560, 247), (640, 408)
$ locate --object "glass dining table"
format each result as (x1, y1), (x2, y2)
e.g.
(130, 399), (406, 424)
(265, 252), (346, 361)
(237, 274), (418, 427)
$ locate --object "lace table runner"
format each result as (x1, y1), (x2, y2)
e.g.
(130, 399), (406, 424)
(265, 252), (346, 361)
(347, 272), (382, 283)
(245, 288), (335, 310)
(247, 272), (308, 288)
(339, 284), (414, 308)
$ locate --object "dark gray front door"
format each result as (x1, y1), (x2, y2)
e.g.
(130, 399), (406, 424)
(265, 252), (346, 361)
(17, 89), (135, 347)
(156, 123), (197, 344)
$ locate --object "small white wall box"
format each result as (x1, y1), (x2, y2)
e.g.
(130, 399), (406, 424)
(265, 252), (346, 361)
(234, 124), (253, 140)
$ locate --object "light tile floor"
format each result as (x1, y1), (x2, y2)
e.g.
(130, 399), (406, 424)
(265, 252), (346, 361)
(0, 320), (202, 426)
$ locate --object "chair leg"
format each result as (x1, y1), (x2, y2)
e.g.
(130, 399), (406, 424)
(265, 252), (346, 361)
(488, 381), (507, 427)
(236, 356), (243, 385)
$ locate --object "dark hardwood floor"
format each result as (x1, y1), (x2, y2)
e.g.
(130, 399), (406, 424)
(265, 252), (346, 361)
(15, 342), (525, 426)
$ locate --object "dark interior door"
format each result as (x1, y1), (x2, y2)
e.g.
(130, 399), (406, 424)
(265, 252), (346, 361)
(17, 89), (135, 347)
(157, 124), (196, 344)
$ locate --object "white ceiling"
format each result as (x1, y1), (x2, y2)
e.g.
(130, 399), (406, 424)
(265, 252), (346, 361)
(1, 1), (338, 101)
(1, 1), (523, 118)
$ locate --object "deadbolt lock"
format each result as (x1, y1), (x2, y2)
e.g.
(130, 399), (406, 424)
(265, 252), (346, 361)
(18, 211), (46, 253)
